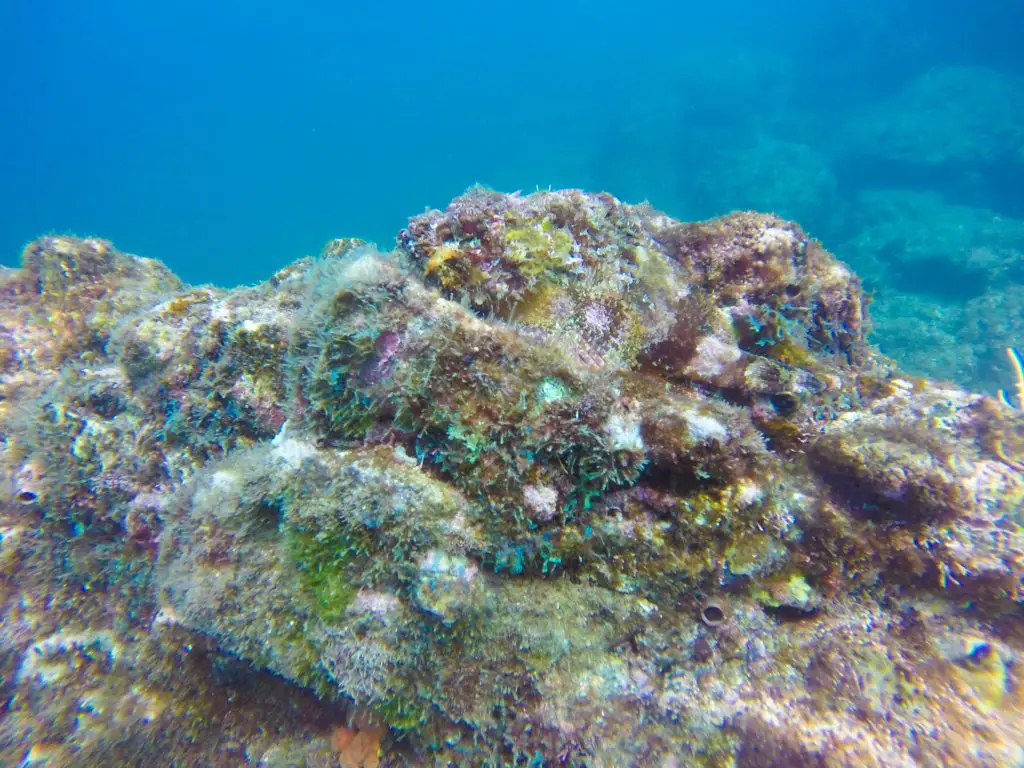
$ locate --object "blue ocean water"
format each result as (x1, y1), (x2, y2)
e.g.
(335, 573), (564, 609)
(2, 0), (1023, 390)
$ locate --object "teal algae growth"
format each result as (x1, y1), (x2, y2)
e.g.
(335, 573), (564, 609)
(1, 193), (1023, 766)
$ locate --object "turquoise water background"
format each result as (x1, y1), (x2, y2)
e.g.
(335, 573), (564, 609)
(2, 0), (1023, 392)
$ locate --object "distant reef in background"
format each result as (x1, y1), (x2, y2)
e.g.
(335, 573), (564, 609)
(604, 64), (1024, 396)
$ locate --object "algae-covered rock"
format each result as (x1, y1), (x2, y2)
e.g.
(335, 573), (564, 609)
(1, 190), (1023, 766)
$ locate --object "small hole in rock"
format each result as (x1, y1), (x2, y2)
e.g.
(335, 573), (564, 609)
(763, 604), (819, 622)
(251, 501), (283, 535)
(701, 602), (726, 627)
(770, 391), (799, 417)
(15, 489), (38, 505)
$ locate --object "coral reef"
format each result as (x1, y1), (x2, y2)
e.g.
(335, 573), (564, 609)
(843, 66), (1024, 169)
(836, 189), (1024, 391)
(2, 193), (1023, 766)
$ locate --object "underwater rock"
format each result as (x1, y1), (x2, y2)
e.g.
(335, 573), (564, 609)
(691, 138), (839, 234)
(845, 66), (1024, 169)
(836, 188), (1024, 394)
(1, 191), (1023, 766)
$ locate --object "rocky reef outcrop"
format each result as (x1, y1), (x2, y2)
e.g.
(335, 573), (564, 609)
(1, 189), (1022, 766)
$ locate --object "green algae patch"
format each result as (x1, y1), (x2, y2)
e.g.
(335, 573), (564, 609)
(286, 527), (363, 625)
(305, 331), (382, 440)
(372, 692), (433, 733)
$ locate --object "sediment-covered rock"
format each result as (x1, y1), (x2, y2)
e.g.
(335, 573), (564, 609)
(1, 192), (1022, 766)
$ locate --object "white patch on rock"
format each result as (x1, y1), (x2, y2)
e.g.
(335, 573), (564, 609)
(733, 480), (763, 507)
(683, 410), (728, 443)
(271, 422), (317, 470)
(523, 484), (559, 521)
(604, 409), (644, 454)
(337, 251), (388, 286)
(353, 590), (402, 616)
(757, 226), (796, 253)
(687, 335), (741, 379)
(210, 469), (240, 491)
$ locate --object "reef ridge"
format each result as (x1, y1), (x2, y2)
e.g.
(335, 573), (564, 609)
(1, 188), (1022, 766)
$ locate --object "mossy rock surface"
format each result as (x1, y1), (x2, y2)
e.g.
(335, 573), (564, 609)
(2, 192), (1023, 766)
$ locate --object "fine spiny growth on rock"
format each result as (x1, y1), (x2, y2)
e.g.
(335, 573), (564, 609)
(1, 191), (1022, 766)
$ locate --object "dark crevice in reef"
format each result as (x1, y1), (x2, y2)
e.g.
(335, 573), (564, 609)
(762, 603), (821, 622)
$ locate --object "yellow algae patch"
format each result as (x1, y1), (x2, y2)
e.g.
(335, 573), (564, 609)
(22, 742), (70, 765)
(515, 282), (565, 327)
(951, 642), (1013, 712)
(163, 288), (215, 319)
(424, 244), (462, 280)
(505, 220), (575, 280)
